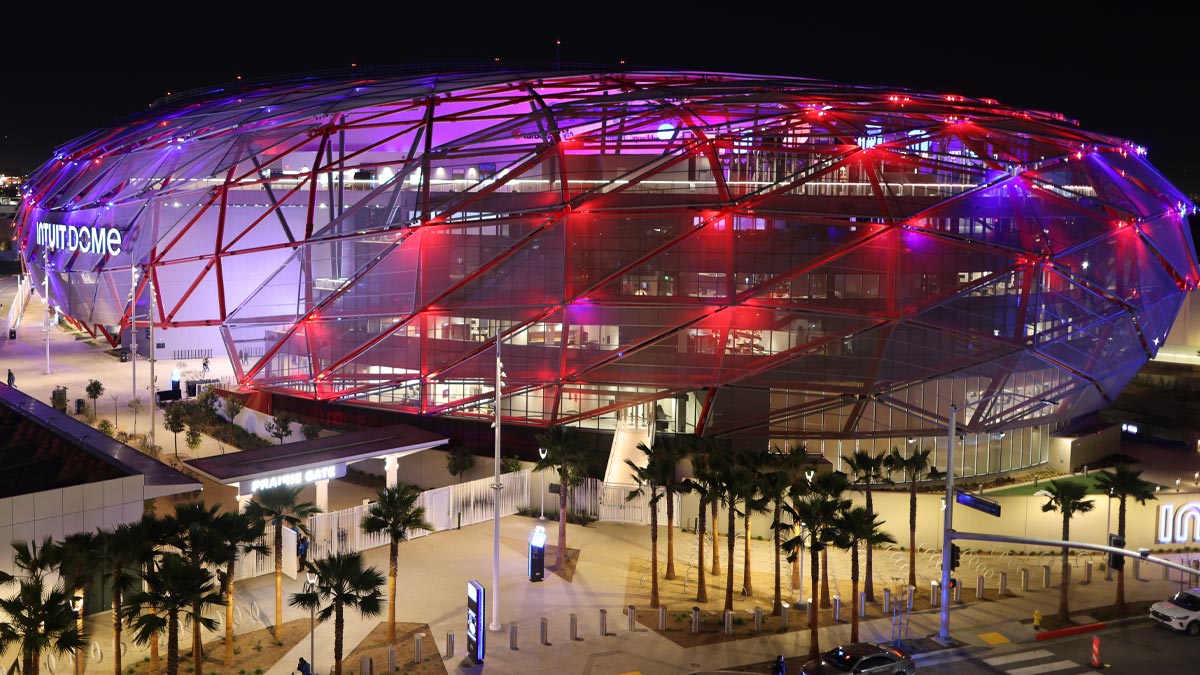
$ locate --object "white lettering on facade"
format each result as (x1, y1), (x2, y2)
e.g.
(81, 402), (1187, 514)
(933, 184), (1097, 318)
(249, 465), (337, 492)
(34, 220), (123, 256)
(1157, 502), (1200, 543)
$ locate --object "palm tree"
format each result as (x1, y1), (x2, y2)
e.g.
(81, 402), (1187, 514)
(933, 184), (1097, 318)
(360, 483), (433, 643)
(686, 444), (724, 603)
(164, 501), (224, 674)
(289, 552), (385, 675)
(831, 506), (896, 641)
(47, 532), (98, 675)
(533, 425), (591, 569)
(696, 437), (726, 579)
(756, 450), (802, 616)
(655, 435), (691, 580)
(843, 449), (887, 601)
(625, 442), (669, 608)
(1041, 479), (1095, 620)
(0, 558), (88, 675)
(123, 553), (224, 675)
(244, 485), (322, 640)
(738, 450), (771, 598)
(782, 490), (847, 661)
(1093, 464), (1157, 614)
(884, 446), (943, 588)
(714, 447), (757, 612)
(810, 471), (850, 608)
(95, 519), (158, 675)
(205, 511), (267, 668)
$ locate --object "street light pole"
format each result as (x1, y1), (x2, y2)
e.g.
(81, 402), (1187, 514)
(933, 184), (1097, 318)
(490, 335), (504, 631)
(306, 572), (317, 675)
(538, 447), (548, 521)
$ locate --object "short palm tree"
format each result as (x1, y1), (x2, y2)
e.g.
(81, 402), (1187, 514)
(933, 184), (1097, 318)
(808, 471), (850, 608)
(533, 425), (591, 569)
(782, 490), (848, 661)
(206, 511), (267, 667)
(290, 552), (385, 675)
(1041, 479), (1095, 620)
(245, 485), (322, 640)
(831, 506), (896, 641)
(0, 566), (88, 675)
(124, 553), (224, 675)
(47, 532), (98, 675)
(361, 483), (433, 643)
(95, 519), (159, 675)
(165, 501), (224, 673)
(884, 446), (943, 588)
(1093, 464), (1157, 614)
(843, 449), (887, 601)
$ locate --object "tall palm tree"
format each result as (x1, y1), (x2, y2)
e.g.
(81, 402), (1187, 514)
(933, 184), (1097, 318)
(123, 553), (224, 675)
(756, 450), (801, 616)
(714, 447), (757, 612)
(95, 519), (159, 675)
(843, 449), (887, 601)
(206, 511), (267, 668)
(884, 446), (943, 588)
(696, 437), (725, 579)
(244, 485), (322, 640)
(810, 471), (850, 608)
(360, 483), (433, 642)
(165, 501), (223, 674)
(533, 425), (591, 569)
(626, 442), (670, 608)
(1093, 464), (1157, 614)
(47, 532), (98, 675)
(656, 435), (691, 580)
(738, 450), (771, 598)
(0, 558), (88, 675)
(289, 552), (385, 675)
(831, 506), (896, 642)
(686, 445), (723, 603)
(782, 490), (848, 661)
(1041, 479), (1095, 620)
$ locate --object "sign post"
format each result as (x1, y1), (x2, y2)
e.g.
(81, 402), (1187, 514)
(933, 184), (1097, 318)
(955, 490), (1001, 517)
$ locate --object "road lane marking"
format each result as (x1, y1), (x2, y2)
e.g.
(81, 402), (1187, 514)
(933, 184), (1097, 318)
(983, 650), (1055, 666)
(1007, 660), (1079, 675)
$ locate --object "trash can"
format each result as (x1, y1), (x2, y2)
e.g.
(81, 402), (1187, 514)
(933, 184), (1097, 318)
(75, 398), (86, 415)
(119, 348), (129, 362)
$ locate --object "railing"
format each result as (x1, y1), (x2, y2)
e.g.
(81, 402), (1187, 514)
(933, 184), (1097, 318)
(597, 480), (681, 526)
(233, 527), (298, 581)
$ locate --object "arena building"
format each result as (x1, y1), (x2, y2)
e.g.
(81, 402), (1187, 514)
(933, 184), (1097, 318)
(12, 67), (1197, 471)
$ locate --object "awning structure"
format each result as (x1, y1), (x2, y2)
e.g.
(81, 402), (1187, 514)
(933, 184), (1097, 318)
(186, 423), (447, 509)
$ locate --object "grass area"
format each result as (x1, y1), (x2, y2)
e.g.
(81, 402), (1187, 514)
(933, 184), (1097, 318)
(986, 473), (1166, 496)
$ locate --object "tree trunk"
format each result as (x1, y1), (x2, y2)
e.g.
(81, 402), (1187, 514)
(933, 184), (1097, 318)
(820, 546), (831, 608)
(711, 499), (721, 576)
(334, 604), (345, 675)
(724, 497), (737, 612)
(908, 481), (917, 588)
(791, 524), (800, 593)
(1115, 498), (1127, 614)
(1058, 517), (1071, 620)
(772, 506), (782, 615)
(151, 632), (160, 675)
(192, 597), (203, 674)
(225, 567), (235, 668)
(557, 471), (568, 569)
(864, 484), (875, 601)
(167, 611), (179, 675)
(112, 583), (123, 675)
(696, 498), (708, 603)
(665, 489), (676, 580)
(742, 514), (753, 596)
(650, 490), (661, 608)
(389, 539), (399, 642)
(23, 648), (36, 675)
(76, 589), (87, 675)
(850, 541), (861, 642)
(808, 543), (821, 660)
(274, 522), (284, 640)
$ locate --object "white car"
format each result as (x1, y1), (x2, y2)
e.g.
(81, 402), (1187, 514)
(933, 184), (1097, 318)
(1149, 587), (1200, 636)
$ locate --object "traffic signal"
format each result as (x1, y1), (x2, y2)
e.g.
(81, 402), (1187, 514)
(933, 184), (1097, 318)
(950, 544), (962, 570)
(948, 577), (958, 590)
(1109, 534), (1125, 571)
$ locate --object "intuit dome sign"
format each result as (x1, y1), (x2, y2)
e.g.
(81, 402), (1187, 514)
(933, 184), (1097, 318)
(35, 220), (123, 256)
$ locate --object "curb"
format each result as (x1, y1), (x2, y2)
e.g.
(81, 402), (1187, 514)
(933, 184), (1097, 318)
(1035, 622), (1106, 640)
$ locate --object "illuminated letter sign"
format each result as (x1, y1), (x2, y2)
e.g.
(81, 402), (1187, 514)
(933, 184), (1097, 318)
(34, 220), (123, 256)
(1157, 502), (1200, 544)
(241, 464), (346, 495)
(467, 580), (485, 663)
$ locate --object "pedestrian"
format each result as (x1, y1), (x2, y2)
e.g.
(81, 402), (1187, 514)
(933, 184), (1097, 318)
(297, 535), (309, 569)
(772, 655), (787, 675)
(202, 356), (210, 373)
(6, 369), (13, 388)
(296, 656), (311, 675)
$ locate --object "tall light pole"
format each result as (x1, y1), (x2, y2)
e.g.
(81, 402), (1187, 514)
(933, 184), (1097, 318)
(130, 264), (138, 416)
(538, 446), (548, 521)
(43, 245), (51, 374)
(149, 271), (158, 450)
(490, 335), (505, 631)
(1104, 487), (1114, 581)
(939, 394), (1056, 643)
(305, 572), (318, 675)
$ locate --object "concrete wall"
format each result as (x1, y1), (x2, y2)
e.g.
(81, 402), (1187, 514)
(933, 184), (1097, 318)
(1048, 425), (1121, 473)
(350, 448), (513, 490)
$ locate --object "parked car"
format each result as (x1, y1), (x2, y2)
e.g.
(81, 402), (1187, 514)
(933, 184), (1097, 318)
(801, 642), (916, 675)
(1150, 587), (1200, 636)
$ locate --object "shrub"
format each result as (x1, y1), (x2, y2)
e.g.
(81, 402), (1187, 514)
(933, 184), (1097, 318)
(98, 418), (115, 436)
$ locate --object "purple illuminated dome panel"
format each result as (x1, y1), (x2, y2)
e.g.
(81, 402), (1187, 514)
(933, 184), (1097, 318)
(15, 68), (1197, 438)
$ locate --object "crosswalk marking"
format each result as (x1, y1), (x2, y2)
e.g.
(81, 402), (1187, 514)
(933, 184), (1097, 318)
(983, 650), (1056, 666)
(1006, 660), (1079, 675)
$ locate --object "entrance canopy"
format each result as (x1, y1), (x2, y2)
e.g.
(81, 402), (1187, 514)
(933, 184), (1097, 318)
(186, 423), (447, 502)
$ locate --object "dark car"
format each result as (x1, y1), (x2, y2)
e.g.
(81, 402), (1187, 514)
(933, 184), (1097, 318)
(801, 643), (916, 675)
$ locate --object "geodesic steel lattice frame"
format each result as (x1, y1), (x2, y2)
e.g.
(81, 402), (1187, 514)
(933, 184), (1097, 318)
(15, 67), (1198, 438)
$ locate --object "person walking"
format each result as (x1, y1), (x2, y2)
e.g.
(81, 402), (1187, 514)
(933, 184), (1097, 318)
(297, 535), (309, 569)
(202, 356), (210, 373)
(297, 656), (312, 675)
(6, 369), (13, 388)
(772, 655), (787, 675)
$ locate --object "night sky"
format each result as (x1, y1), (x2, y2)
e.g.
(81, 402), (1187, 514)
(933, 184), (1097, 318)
(3, 12), (1196, 196)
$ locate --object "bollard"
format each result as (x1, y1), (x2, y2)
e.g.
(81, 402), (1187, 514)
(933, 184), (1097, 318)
(834, 595), (843, 621)
(929, 580), (939, 606)
(1020, 568), (1029, 591)
(883, 588), (891, 613)
(388, 646), (396, 673)
(600, 608), (608, 636)
(415, 633), (424, 663)
(1091, 635), (1102, 668)
(659, 606), (667, 631)
(445, 631), (454, 659)
(510, 622), (519, 650)
(691, 606), (701, 634)
(860, 592), (867, 618)
(907, 587), (915, 611)
(1042, 565), (1051, 588)
(570, 613), (579, 641)
(540, 617), (549, 646)
(724, 609), (733, 635)
(1000, 571), (1008, 596)
(977, 574), (985, 599)
(360, 656), (373, 675)
(754, 606), (763, 632)
(781, 604), (790, 630)
(1085, 561), (1093, 583)
(628, 605), (637, 632)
